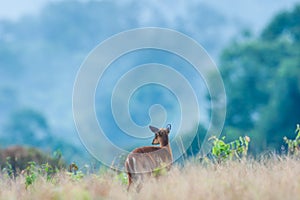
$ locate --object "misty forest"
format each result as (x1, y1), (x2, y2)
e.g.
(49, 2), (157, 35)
(1, 1), (299, 161)
(0, 1), (300, 199)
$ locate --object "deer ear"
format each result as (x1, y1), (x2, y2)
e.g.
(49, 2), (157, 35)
(166, 124), (171, 133)
(149, 125), (159, 133)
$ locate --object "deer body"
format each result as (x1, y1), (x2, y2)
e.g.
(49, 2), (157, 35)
(125, 125), (173, 191)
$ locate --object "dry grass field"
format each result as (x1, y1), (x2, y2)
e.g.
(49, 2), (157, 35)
(0, 157), (299, 200)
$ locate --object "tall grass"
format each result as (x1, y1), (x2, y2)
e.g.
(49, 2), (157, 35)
(0, 157), (299, 200)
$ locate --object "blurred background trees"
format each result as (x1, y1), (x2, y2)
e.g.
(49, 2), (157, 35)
(0, 1), (299, 163)
(219, 5), (300, 154)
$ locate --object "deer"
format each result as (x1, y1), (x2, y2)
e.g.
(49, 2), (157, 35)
(125, 124), (173, 191)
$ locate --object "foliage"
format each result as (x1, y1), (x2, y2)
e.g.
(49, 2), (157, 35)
(283, 124), (300, 156)
(24, 161), (58, 188)
(0, 146), (65, 176)
(210, 135), (250, 163)
(24, 161), (38, 189)
(2, 157), (14, 178)
(116, 172), (128, 185)
(219, 4), (300, 153)
(152, 165), (168, 177)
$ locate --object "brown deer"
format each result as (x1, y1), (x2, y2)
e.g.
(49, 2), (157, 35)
(125, 124), (173, 191)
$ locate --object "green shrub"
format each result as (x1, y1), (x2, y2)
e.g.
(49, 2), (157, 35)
(210, 135), (250, 163)
(283, 124), (300, 156)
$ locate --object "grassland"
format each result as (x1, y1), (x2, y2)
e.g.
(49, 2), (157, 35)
(0, 157), (299, 200)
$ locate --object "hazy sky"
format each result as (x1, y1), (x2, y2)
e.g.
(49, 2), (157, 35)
(1, 0), (299, 24)
(0, 0), (300, 20)
(0, 0), (50, 20)
(207, 0), (300, 31)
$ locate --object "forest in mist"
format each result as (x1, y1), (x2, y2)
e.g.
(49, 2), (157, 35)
(0, 1), (299, 163)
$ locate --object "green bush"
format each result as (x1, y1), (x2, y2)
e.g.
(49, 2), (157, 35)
(283, 124), (300, 156)
(210, 135), (250, 163)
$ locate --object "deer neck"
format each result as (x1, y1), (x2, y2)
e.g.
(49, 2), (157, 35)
(160, 142), (173, 161)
